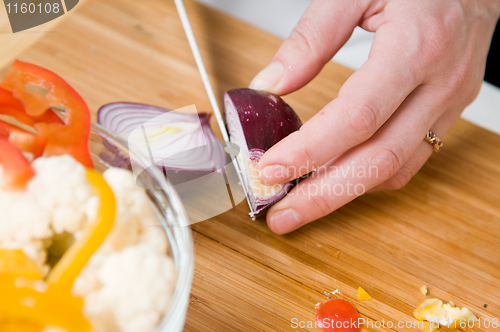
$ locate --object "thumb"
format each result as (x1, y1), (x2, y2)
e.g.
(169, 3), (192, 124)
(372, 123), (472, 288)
(249, 0), (368, 95)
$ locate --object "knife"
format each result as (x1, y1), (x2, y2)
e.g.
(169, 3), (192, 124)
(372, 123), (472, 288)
(174, 0), (256, 217)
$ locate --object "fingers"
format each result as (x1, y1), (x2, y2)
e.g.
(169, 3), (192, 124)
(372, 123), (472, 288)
(367, 140), (433, 192)
(258, 25), (423, 185)
(249, 0), (368, 95)
(369, 109), (461, 192)
(265, 84), (446, 234)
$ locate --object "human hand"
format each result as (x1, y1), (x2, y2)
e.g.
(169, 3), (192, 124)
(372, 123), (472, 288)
(250, 0), (500, 234)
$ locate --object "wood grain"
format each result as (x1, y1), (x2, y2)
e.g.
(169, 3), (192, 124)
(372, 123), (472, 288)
(2, 0), (500, 331)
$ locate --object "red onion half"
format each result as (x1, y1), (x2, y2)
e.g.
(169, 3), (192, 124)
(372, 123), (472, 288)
(98, 103), (228, 184)
(224, 88), (302, 215)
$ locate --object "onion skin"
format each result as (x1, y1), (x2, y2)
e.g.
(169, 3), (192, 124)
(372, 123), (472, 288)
(224, 89), (302, 151)
(224, 88), (302, 215)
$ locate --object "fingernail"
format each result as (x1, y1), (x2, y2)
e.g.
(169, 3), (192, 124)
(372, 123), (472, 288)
(270, 209), (303, 234)
(249, 61), (284, 91)
(260, 164), (290, 185)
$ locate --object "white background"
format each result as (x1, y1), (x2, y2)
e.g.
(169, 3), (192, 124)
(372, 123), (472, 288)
(196, 0), (500, 135)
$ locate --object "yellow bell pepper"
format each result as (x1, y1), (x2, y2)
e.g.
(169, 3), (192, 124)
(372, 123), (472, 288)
(0, 249), (43, 279)
(0, 169), (116, 331)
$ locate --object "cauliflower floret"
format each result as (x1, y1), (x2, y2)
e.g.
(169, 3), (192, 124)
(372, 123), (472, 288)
(29, 156), (99, 234)
(73, 167), (175, 332)
(81, 244), (176, 332)
(101, 167), (167, 254)
(73, 168), (169, 295)
(0, 155), (98, 273)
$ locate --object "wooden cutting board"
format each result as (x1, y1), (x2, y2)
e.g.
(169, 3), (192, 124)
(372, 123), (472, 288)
(2, 0), (500, 330)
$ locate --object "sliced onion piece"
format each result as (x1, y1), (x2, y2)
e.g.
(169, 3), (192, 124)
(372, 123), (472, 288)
(97, 102), (227, 176)
(224, 88), (302, 215)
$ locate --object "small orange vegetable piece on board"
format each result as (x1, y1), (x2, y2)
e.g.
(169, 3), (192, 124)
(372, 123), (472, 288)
(357, 287), (371, 301)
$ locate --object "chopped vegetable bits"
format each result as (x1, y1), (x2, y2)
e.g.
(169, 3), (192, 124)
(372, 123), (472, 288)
(357, 287), (371, 301)
(413, 298), (477, 328)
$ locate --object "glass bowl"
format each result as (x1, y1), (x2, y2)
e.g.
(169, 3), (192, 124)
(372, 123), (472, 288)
(88, 122), (194, 332)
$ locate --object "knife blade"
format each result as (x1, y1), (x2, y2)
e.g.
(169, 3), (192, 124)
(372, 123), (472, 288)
(174, 0), (256, 217)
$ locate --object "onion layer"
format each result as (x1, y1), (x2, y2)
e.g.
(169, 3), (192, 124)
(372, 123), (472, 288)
(97, 102), (227, 182)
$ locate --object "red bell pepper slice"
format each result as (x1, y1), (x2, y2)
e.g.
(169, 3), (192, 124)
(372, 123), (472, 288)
(0, 120), (47, 158)
(0, 105), (36, 126)
(0, 87), (36, 125)
(33, 108), (65, 125)
(0, 86), (25, 111)
(0, 138), (35, 190)
(1, 61), (93, 167)
(0, 106), (65, 127)
(1, 87), (64, 127)
(0, 107), (66, 128)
